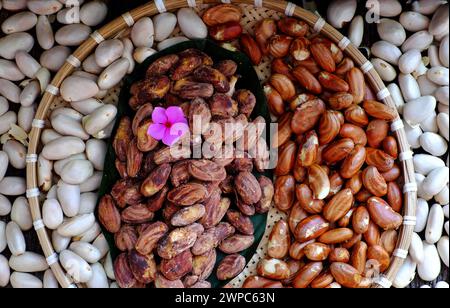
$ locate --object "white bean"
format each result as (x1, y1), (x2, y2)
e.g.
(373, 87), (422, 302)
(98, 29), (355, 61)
(92, 234), (109, 260)
(427, 66), (449, 86)
(70, 98), (104, 115)
(420, 111), (438, 133)
(393, 256), (416, 288)
(41, 129), (62, 145)
(104, 252), (115, 280)
(55, 24), (91, 46)
(409, 232), (424, 263)
(86, 139), (106, 171)
(348, 15), (363, 47)
(440, 35), (449, 67)
(2, 0), (27, 11)
(82, 104), (117, 135)
(428, 3), (449, 36)
(6, 221), (25, 256)
(0, 221), (6, 253)
(0, 151), (7, 183)
(412, 0), (446, 15)
(326, 0), (357, 29)
(73, 222), (101, 243)
(60, 75), (99, 102)
(80, 0), (108, 27)
(133, 46), (157, 64)
(18, 104), (36, 133)
(387, 83), (405, 114)
(19, 80), (40, 107)
(10, 272), (42, 288)
(86, 263), (109, 288)
(51, 107), (83, 121)
(402, 31), (434, 52)
(61, 159), (94, 185)
(40, 45), (71, 72)
(9, 252), (48, 272)
(415, 198), (430, 233)
(27, 0), (63, 15)
(80, 171), (102, 193)
(371, 58), (396, 82)
(69, 241), (102, 264)
(95, 39), (124, 68)
(367, 0), (402, 17)
(60, 250), (93, 283)
(11, 196), (32, 231)
(417, 242), (441, 281)
(428, 45), (443, 67)
(51, 114), (89, 140)
(131, 17), (154, 48)
(157, 36), (189, 51)
(437, 112), (449, 140)
(371, 40), (402, 65)
(400, 11), (430, 32)
(36, 15), (54, 50)
(97, 58), (130, 90)
(418, 75), (439, 97)
(420, 132), (448, 156)
(3, 139), (25, 170)
(52, 231), (71, 253)
(437, 235), (449, 266)
(377, 18), (406, 46)
(404, 121), (423, 149)
(413, 154), (445, 175)
(0, 177), (26, 196)
(403, 95), (436, 126)
(422, 167), (449, 198)
(1, 11), (37, 34)
(0, 32), (34, 60)
(37, 155), (52, 192)
(43, 269), (59, 288)
(417, 173), (434, 201)
(57, 213), (95, 238)
(0, 254), (10, 287)
(43, 199), (64, 230)
(436, 281), (450, 288)
(425, 204), (445, 244)
(57, 180), (81, 217)
(0, 78), (20, 103)
(42, 136), (86, 160)
(398, 49), (422, 74)
(55, 154), (87, 176)
(0, 60), (24, 81)
(153, 12), (177, 42)
(121, 37), (135, 74)
(436, 186), (449, 206)
(79, 192), (98, 215)
(0, 194), (11, 217)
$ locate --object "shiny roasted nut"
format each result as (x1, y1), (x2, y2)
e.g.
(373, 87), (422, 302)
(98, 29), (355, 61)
(254, 18), (277, 55)
(367, 245), (390, 272)
(114, 253), (140, 288)
(235, 89), (256, 118)
(336, 58), (355, 76)
(226, 209), (254, 235)
(297, 131), (319, 167)
(329, 247), (350, 263)
(242, 276), (283, 288)
(274, 175), (296, 212)
(271, 58), (295, 81)
(132, 103), (153, 136)
(126, 139), (143, 178)
(283, 260), (305, 285)
(345, 105), (369, 127)
(240, 34), (262, 65)
(380, 230), (398, 255)
(289, 93), (316, 111)
(171, 54), (202, 81)
(365, 148), (395, 173)
(337, 207), (354, 228)
(189, 97), (211, 136)
(257, 258), (291, 280)
(277, 18), (309, 37)
(160, 250), (193, 281)
(362, 166), (388, 197)
(339, 123), (367, 146)
(356, 189), (373, 203)
(268, 35), (293, 58)
(292, 66), (322, 95)
(304, 243), (331, 261)
(140, 163), (171, 197)
(275, 141), (297, 176)
(219, 175), (234, 194)
(272, 112), (293, 148)
(292, 261), (323, 288)
(215, 59), (237, 77)
(188, 159), (227, 182)
(202, 4), (242, 26)
(350, 241), (368, 274)
(311, 43), (336, 73)
(318, 228), (354, 244)
(235, 171), (262, 205)
(115, 159), (128, 178)
(345, 171), (363, 194)
(209, 21), (243, 41)
(203, 194), (231, 228)
(194, 65), (230, 93)
(264, 84), (285, 116)
(121, 203), (154, 224)
(366, 119), (389, 148)
(267, 220), (290, 259)
(318, 72), (349, 92)
(219, 234), (255, 254)
(330, 262), (363, 288)
(382, 136), (398, 159)
(312, 37), (343, 64)
(145, 186), (168, 212)
(136, 119), (158, 152)
(328, 92), (354, 110)
(137, 75), (171, 102)
(269, 73), (296, 101)
(216, 254), (246, 281)
(128, 249), (157, 284)
(308, 164), (331, 200)
(319, 111), (341, 145)
(381, 164), (401, 182)
(291, 99), (326, 135)
(323, 188), (354, 223)
(167, 182), (208, 206)
(154, 272), (184, 288)
(255, 176), (274, 214)
(192, 249), (216, 281)
(170, 161), (190, 187)
(157, 225), (199, 259)
(115, 225), (138, 252)
(347, 68), (365, 104)
(342, 233), (363, 250)
(352, 206), (371, 235)
(113, 117), (133, 162)
(322, 138), (355, 165)
(135, 221), (169, 255)
(171, 204), (206, 227)
(289, 240), (311, 260)
(295, 57), (321, 75)
(367, 197), (403, 230)
(340, 145), (367, 179)
(175, 80), (214, 100)
(146, 54), (179, 77)
(296, 184), (324, 214)
(293, 161), (307, 183)
(362, 100), (397, 121)
(208, 93), (238, 118)
(98, 194), (121, 233)
(364, 221), (381, 246)
(387, 182), (402, 213)
(290, 37), (311, 61)
(310, 270), (334, 289)
(294, 215), (330, 243)
(111, 179), (143, 208)
(193, 222), (235, 256)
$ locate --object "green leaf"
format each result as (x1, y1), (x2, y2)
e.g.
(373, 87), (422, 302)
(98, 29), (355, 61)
(96, 39), (272, 288)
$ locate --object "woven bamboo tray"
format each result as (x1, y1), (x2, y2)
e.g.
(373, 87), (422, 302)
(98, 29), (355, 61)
(26, 0), (417, 289)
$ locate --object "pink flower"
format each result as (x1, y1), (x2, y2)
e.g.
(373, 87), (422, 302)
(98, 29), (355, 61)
(147, 106), (189, 146)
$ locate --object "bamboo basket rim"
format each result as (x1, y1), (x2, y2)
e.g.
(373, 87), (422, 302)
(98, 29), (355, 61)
(25, 0), (417, 289)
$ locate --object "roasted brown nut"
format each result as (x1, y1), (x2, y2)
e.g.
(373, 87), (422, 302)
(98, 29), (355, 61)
(113, 117), (133, 162)
(288, 203), (308, 235)
(240, 33), (262, 65)
(322, 138), (355, 165)
(169, 161), (190, 188)
(189, 98), (211, 135)
(330, 262), (363, 288)
(257, 258), (291, 280)
(157, 225), (199, 259)
(126, 138), (143, 178)
(362, 166), (388, 197)
(323, 189), (354, 223)
(209, 21), (243, 41)
(176, 80), (215, 100)
(154, 272), (184, 288)
(188, 159), (227, 182)
(192, 249), (216, 281)
(365, 148), (395, 173)
(217, 254), (246, 281)
(235, 89), (256, 118)
(255, 176), (274, 214)
(228, 154), (253, 174)
(345, 105), (369, 127)
(202, 4), (242, 26)
(132, 103), (153, 136)
(160, 250), (193, 281)
(167, 182), (208, 206)
(226, 209), (254, 235)
(268, 35), (293, 58)
(115, 225), (138, 252)
(242, 276), (283, 288)
(254, 18), (277, 55)
(146, 186), (168, 212)
(114, 253), (141, 288)
(274, 175), (296, 212)
(121, 203), (154, 224)
(295, 184), (324, 214)
(329, 247), (350, 263)
(292, 262), (323, 288)
(291, 99), (326, 135)
(319, 110), (342, 145)
(304, 243), (331, 261)
(366, 119), (389, 148)
(294, 215), (330, 243)
(275, 141), (297, 176)
(171, 204), (206, 227)
(115, 159), (128, 178)
(111, 179), (143, 208)
(137, 75), (171, 102)
(310, 43), (336, 73)
(387, 182), (403, 213)
(363, 100), (397, 121)
(277, 18), (309, 37)
(140, 163), (171, 197)
(194, 65), (230, 93)
(208, 93), (238, 118)
(203, 196), (231, 228)
(272, 112), (293, 149)
(98, 194), (121, 233)
(146, 54), (179, 77)
(135, 221), (169, 255)
(336, 58), (355, 76)
(235, 171), (262, 205)
(264, 84), (284, 117)
(328, 92), (354, 110)
(297, 131), (319, 167)
(269, 73), (296, 101)
(171, 54), (202, 81)
(367, 197), (403, 230)
(215, 60), (238, 77)
(136, 119), (158, 152)
(267, 220), (290, 259)
(153, 144), (191, 165)
(367, 245), (391, 272)
(290, 37), (311, 61)
(219, 234), (255, 254)
(128, 249), (157, 284)
(271, 58), (295, 81)
(193, 222), (235, 255)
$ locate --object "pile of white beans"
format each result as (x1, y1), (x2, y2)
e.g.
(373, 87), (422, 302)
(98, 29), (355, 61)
(0, 0), (209, 288)
(328, 0), (449, 288)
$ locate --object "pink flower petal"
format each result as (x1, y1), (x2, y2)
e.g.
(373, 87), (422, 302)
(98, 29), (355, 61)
(166, 106), (187, 125)
(162, 122), (190, 146)
(152, 107), (168, 124)
(148, 123), (167, 140)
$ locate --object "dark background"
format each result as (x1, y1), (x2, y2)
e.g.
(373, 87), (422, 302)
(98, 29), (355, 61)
(0, 0), (448, 288)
